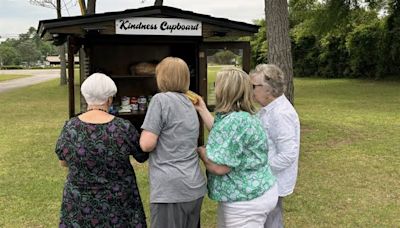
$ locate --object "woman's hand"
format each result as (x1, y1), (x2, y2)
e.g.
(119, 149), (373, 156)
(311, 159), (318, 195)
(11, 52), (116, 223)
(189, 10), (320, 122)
(197, 146), (208, 162)
(193, 96), (207, 113)
(197, 146), (231, 175)
(194, 97), (214, 131)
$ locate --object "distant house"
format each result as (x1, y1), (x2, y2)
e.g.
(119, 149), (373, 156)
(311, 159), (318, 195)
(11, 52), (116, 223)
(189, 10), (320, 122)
(45, 56), (79, 66)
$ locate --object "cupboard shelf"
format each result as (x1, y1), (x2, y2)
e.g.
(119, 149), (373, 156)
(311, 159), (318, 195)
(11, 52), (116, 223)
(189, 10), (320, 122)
(116, 110), (147, 116)
(111, 74), (195, 79)
(111, 75), (155, 79)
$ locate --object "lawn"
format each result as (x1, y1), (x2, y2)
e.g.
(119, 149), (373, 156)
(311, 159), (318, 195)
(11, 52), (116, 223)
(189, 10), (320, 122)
(0, 77), (399, 227)
(0, 74), (31, 82)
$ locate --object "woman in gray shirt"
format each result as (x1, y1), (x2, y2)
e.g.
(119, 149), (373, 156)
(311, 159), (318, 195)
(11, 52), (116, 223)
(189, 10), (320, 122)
(140, 57), (207, 228)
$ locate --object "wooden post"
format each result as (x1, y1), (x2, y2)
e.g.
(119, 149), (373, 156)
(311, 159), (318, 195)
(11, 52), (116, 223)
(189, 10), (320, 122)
(242, 42), (251, 73)
(68, 36), (75, 118)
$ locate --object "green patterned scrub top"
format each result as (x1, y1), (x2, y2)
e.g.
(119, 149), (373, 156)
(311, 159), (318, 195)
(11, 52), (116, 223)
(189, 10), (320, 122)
(206, 111), (276, 202)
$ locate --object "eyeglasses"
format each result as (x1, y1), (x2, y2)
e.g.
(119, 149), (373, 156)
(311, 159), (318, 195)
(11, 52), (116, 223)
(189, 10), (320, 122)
(252, 84), (263, 89)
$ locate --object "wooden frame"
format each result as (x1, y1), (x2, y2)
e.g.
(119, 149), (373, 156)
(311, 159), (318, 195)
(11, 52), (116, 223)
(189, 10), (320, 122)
(39, 6), (258, 133)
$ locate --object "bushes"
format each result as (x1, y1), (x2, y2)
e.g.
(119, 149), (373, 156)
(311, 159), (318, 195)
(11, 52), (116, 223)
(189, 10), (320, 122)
(292, 36), (320, 77)
(250, 4), (400, 79)
(317, 34), (351, 78)
(346, 22), (383, 78)
(290, 21), (395, 79)
(0, 65), (24, 70)
(285, 20), (398, 79)
(378, 0), (400, 78)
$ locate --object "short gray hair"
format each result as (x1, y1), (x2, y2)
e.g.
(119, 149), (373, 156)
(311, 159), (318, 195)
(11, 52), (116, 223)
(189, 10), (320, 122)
(250, 64), (286, 97)
(81, 73), (117, 105)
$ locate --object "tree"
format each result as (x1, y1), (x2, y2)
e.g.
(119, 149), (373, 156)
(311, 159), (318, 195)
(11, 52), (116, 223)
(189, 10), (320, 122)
(154, 0), (163, 6)
(265, 0), (294, 103)
(77, 0), (97, 14)
(381, 0), (400, 77)
(0, 27), (57, 66)
(17, 40), (42, 66)
(29, 0), (69, 85)
(0, 46), (20, 65)
(250, 19), (268, 68)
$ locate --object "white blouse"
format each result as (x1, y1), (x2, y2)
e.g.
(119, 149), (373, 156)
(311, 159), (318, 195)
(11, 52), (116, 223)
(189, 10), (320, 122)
(258, 95), (301, 197)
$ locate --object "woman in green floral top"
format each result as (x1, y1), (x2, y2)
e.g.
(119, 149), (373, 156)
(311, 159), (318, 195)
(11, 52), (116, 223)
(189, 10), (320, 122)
(195, 67), (278, 228)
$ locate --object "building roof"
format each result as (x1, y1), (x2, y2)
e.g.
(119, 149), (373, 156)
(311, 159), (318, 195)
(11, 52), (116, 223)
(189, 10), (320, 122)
(46, 56), (79, 63)
(38, 5), (259, 42)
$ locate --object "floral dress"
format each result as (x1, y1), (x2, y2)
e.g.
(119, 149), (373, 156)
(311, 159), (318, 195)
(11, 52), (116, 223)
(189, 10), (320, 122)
(55, 117), (148, 227)
(206, 111), (276, 202)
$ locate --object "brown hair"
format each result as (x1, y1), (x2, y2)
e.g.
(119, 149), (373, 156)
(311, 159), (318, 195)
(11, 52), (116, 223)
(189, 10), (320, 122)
(215, 67), (257, 114)
(155, 57), (190, 93)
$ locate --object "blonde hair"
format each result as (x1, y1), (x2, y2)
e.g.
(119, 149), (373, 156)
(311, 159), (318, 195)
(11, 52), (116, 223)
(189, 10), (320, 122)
(250, 64), (286, 97)
(155, 57), (190, 93)
(215, 67), (257, 114)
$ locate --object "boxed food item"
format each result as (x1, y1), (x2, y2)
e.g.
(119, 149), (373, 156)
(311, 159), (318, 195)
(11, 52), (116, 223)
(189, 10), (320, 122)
(185, 90), (200, 105)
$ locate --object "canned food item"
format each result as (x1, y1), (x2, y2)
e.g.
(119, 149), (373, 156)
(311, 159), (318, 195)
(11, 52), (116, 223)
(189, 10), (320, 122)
(131, 103), (139, 111)
(130, 96), (138, 104)
(138, 95), (147, 111)
(128, 96), (138, 111)
(121, 96), (130, 106)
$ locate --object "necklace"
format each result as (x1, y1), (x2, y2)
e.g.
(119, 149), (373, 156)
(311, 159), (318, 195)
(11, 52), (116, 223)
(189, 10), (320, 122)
(86, 107), (109, 113)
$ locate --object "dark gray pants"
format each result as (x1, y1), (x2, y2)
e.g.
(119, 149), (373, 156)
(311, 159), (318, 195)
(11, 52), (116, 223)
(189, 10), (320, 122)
(150, 197), (203, 228)
(264, 197), (284, 228)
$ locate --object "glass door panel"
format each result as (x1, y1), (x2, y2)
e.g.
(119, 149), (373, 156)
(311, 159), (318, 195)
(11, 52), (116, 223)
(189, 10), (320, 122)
(198, 42), (251, 143)
(205, 48), (244, 106)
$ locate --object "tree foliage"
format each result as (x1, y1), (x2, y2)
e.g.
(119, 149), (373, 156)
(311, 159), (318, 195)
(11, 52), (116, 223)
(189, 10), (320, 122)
(0, 27), (58, 67)
(250, 0), (400, 79)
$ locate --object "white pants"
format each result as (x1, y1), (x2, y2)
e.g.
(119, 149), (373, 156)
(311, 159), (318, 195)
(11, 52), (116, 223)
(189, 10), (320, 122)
(217, 183), (278, 228)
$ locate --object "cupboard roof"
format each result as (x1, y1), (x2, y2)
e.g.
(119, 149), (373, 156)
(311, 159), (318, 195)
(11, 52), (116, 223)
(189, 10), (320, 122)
(38, 5), (259, 41)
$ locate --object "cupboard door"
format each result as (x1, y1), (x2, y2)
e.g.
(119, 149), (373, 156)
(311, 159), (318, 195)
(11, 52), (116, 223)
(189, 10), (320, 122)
(198, 41), (251, 142)
(199, 41), (251, 110)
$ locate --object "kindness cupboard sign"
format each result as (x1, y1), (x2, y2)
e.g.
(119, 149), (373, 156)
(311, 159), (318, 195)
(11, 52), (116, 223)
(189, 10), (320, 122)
(116, 17), (202, 36)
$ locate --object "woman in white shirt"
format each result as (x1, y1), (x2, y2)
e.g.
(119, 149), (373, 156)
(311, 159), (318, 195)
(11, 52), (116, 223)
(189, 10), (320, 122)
(250, 64), (301, 228)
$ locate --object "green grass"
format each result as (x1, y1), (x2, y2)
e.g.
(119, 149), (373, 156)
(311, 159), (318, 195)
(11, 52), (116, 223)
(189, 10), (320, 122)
(0, 74), (31, 82)
(0, 77), (399, 227)
(286, 78), (400, 227)
(207, 65), (221, 105)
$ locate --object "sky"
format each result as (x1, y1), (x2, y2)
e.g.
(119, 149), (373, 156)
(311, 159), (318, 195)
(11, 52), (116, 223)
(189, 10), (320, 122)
(0, 0), (265, 42)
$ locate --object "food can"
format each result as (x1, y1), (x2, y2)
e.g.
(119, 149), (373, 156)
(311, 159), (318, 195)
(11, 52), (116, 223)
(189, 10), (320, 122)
(121, 96), (130, 106)
(131, 103), (139, 111)
(130, 96), (138, 104)
(129, 97), (138, 111)
(138, 95), (147, 111)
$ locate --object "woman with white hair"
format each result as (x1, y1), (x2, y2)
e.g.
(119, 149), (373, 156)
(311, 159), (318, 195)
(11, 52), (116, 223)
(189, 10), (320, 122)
(195, 67), (278, 228)
(250, 64), (300, 228)
(55, 73), (148, 227)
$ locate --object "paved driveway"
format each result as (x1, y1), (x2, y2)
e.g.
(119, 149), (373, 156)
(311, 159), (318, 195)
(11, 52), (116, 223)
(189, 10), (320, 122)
(0, 69), (60, 93)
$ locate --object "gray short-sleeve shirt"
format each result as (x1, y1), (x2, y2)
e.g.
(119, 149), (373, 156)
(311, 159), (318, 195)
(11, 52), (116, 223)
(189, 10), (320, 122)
(141, 92), (207, 203)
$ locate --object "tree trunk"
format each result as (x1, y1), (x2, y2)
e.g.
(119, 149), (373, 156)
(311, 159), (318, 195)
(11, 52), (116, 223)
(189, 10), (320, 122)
(265, 0), (294, 103)
(86, 0), (96, 14)
(56, 0), (61, 18)
(154, 0), (163, 6)
(56, 0), (67, 85)
(78, 0), (87, 15)
(59, 45), (67, 85)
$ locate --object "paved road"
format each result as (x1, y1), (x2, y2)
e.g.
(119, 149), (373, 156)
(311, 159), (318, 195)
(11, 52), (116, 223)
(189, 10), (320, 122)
(0, 69), (60, 93)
